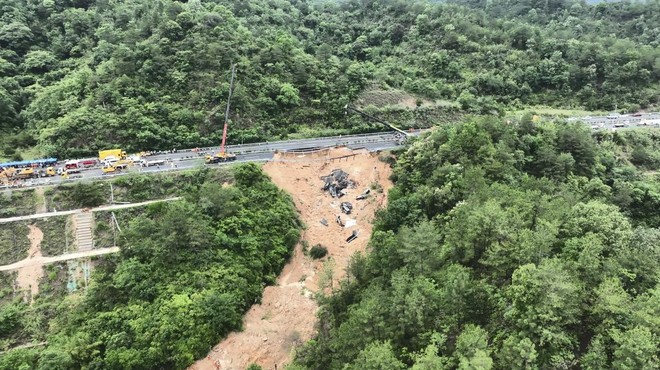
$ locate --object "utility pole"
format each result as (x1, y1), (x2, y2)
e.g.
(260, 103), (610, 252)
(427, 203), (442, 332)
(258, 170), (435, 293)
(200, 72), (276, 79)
(109, 183), (114, 204)
(220, 64), (237, 154)
(111, 212), (117, 247)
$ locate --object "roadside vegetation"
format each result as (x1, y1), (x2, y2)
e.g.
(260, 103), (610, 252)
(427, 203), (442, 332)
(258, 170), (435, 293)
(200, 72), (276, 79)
(32, 216), (73, 256)
(0, 223), (30, 265)
(0, 165), (302, 369)
(0, 261), (69, 355)
(93, 208), (142, 249)
(0, 0), (658, 159)
(0, 190), (36, 217)
(292, 116), (660, 369)
(0, 215), (74, 263)
(42, 167), (234, 211)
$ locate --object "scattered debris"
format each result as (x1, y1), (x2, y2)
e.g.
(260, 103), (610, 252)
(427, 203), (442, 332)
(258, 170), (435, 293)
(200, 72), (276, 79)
(343, 217), (357, 228)
(336, 215), (344, 227)
(356, 188), (371, 200)
(320, 218), (328, 226)
(346, 230), (359, 243)
(340, 202), (353, 214)
(322, 169), (356, 198)
(191, 148), (393, 370)
(394, 133), (407, 145)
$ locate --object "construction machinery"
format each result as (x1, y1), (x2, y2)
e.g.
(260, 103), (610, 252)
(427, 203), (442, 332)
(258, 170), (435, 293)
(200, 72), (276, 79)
(0, 167), (17, 185)
(99, 149), (127, 162)
(116, 159), (132, 168)
(40, 167), (58, 177)
(61, 168), (83, 179)
(206, 64), (238, 165)
(101, 159), (130, 175)
(16, 168), (38, 179)
(101, 165), (120, 174)
(344, 104), (409, 144)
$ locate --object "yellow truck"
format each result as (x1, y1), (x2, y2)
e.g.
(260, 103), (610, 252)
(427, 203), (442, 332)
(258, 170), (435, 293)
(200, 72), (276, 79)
(99, 149), (127, 162)
(205, 151), (237, 164)
(16, 168), (38, 179)
(40, 167), (57, 177)
(102, 165), (118, 174)
(101, 162), (128, 174)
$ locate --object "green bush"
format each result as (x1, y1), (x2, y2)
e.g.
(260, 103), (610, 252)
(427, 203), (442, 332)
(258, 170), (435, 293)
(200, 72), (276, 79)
(0, 223), (30, 265)
(310, 244), (328, 259)
(0, 190), (36, 217)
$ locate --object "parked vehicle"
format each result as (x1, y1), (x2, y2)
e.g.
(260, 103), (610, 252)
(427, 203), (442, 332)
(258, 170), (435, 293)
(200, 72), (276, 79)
(40, 167), (57, 177)
(80, 159), (97, 168)
(137, 158), (165, 167)
(99, 149), (127, 162)
(65, 160), (81, 170)
(102, 165), (120, 174)
(205, 152), (236, 164)
(16, 168), (38, 179)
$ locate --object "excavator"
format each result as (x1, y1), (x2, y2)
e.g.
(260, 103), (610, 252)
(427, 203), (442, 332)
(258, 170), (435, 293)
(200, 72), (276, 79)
(206, 64), (238, 164)
(0, 167), (16, 186)
(16, 168), (39, 179)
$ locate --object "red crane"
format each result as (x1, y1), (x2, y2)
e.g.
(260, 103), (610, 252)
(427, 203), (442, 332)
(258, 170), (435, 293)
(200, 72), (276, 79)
(206, 64), (238, 164)
(220, 63), (236, 154)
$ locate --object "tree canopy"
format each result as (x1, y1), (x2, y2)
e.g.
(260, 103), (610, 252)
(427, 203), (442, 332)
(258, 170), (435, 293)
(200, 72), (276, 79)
(0, 165), (302, 369)
(293, 117), (660, 369)
(0, 0), (658, 158)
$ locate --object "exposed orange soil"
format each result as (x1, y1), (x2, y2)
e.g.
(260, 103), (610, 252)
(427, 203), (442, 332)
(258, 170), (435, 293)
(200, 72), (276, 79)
(16, 225), (44, 304)
(190, 147), (393, 370)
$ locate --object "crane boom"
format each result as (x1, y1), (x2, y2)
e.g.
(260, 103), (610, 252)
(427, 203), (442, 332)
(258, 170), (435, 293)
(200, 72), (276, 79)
(220, 64), (237, 154)
(344, 104), (409, 136)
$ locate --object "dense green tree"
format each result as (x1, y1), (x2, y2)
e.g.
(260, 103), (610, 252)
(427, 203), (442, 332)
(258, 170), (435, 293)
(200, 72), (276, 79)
(293, 118), (660, 370)
(0, 166), (301, 369)
(455, 325), (493, 370)
(1, 0), (659, 158)
(344, 341), (406, 370)
(611, 326), (659, 370)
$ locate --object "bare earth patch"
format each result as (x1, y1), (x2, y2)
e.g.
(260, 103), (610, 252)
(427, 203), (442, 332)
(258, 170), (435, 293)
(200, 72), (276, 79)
(16, 224), (44, 303)
(35, 187), (47, 214)
(190, 147), (393, 370)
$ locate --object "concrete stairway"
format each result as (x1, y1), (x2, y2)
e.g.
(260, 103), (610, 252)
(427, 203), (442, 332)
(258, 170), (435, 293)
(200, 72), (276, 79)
(75, 212), (94, 252)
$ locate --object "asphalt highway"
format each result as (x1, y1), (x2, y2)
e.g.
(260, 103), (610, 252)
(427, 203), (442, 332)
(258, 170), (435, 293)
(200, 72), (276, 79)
(6, 132), (408, 189)
(570, 112), (660, 129)
(4, 110), (659, 190)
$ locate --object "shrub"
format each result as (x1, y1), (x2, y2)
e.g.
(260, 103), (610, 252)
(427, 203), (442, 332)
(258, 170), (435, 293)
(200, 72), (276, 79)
(310, 244), (328, 259)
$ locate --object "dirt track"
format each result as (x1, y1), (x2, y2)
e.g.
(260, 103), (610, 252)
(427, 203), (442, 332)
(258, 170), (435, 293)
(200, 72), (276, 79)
(0, 197), (181, 224)
(16, 225), (44, 303)
(191, 147), (393, 370)
(0, 247), (120, 272)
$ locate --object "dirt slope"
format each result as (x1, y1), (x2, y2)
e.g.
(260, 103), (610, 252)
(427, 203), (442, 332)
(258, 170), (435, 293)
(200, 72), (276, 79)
(16, 225), (44, 304)
(190, 147), (393, 370)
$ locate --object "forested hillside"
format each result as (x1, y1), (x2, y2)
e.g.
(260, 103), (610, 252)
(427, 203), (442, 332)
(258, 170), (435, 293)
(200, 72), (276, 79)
(0, 165), (302, 369)
(291, 117), (660, 369)
(1, 0), (658, 158)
